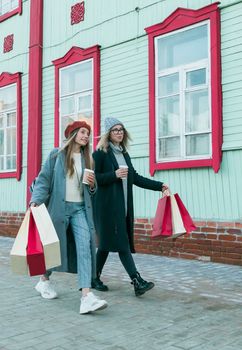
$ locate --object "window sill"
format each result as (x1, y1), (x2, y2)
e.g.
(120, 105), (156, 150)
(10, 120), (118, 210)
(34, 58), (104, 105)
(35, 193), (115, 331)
(0, 171), (18, 179)
(150, 158), (220, 175)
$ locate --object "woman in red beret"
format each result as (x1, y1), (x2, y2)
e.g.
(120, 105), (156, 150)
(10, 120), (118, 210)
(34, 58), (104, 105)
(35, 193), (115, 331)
(30, 120), (108, 314)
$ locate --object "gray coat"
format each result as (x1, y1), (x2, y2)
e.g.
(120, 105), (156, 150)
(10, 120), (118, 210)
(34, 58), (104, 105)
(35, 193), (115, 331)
(30, 148), (96, 278)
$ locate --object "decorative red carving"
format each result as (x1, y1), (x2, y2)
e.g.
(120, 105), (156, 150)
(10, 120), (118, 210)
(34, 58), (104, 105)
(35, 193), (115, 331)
(71, 2), (85, 25)
(3, 34), (14, 53)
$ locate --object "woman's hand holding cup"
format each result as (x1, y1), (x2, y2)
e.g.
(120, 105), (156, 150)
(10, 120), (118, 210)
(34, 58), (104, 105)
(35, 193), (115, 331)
(82, 169), (95, 188)
(116, 165), (128, 179)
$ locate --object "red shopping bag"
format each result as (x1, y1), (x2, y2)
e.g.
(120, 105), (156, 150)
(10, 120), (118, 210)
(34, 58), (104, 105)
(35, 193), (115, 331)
(26, 212), (46, 276)
(174, 193), (196, 233)
(152, 195), (172, 237)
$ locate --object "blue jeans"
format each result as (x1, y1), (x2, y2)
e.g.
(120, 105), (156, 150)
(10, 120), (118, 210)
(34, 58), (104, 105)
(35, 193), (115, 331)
(65, 202), (92, 289)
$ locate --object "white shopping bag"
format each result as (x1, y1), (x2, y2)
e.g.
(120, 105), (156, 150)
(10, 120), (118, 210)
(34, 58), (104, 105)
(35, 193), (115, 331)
(31, 204), (61, 270)
(170, 194), (187, 238)
(10, 210), (30, 274)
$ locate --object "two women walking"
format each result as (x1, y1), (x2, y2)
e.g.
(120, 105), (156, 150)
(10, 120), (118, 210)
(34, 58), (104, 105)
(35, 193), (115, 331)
(30, 117), (168, 313)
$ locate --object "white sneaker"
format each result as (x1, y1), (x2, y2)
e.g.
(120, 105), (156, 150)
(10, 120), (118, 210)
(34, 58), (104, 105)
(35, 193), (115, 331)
(80, 292), (108, 314)
(35, 279), (58, 299)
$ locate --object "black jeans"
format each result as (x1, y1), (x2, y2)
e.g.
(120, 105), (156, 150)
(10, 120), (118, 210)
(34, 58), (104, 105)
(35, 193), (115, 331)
(96, 248), (137, 279)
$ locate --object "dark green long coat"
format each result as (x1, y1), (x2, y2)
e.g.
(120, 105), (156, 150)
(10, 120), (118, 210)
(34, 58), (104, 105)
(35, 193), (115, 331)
(92, 147), (163, 253)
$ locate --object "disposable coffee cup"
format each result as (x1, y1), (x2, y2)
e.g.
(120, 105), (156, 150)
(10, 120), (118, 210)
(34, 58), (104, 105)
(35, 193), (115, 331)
(119, 165), (128, 179)
(82, 169), (94, 185)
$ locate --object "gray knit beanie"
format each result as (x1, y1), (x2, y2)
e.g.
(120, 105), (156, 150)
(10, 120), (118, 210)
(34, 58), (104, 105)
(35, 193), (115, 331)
(104, 117), (124, 133)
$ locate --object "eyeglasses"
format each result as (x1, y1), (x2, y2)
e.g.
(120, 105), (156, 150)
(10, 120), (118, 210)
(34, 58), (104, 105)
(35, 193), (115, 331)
(110, 128), (124, 134)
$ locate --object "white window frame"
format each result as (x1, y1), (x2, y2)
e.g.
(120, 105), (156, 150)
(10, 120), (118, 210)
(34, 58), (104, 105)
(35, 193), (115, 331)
(0, 83), (17, 172)
(59, 59), (93, 146)
(155, 21), (211, 163)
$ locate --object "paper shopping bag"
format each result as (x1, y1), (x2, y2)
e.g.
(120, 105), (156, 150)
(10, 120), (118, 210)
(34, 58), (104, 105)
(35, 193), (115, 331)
(27, 211), (46, 276)
(31, 204), (61, 270)
(174, 193), (196, 233)
(152, 195), (172, 237)
(10, 210), (30, 274)
(170, 194), (187, 238)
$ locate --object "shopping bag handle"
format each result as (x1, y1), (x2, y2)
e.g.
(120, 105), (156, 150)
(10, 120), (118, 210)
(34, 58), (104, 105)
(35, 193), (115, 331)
(162, 188), (171, 197)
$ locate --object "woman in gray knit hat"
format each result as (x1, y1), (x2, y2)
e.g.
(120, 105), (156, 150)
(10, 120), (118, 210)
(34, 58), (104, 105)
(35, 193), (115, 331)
(92, 117), (169, 296)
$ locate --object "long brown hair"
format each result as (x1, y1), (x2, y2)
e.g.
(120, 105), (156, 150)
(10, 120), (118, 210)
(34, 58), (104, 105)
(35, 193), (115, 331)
(96, 127), (132, 152)
(60, 129), (92, 176)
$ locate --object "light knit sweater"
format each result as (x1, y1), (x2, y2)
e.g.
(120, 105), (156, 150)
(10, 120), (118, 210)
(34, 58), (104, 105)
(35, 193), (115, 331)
(65, 153), (84, 202)
(109, 142), (128, 215)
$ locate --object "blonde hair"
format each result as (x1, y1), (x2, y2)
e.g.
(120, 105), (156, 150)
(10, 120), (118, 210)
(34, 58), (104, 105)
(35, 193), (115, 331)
(59, 129), (92, 176)
(96, 127), (132, 152)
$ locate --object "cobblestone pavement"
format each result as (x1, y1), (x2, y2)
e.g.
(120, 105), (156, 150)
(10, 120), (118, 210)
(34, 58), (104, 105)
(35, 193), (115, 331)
(1, 236), (242, 350)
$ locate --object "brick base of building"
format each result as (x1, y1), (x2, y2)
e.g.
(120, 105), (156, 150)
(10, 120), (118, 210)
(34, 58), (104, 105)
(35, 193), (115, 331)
(134, 218), (242, 266)
(1, 212), (242, 266)
(0, 211), (25, 237)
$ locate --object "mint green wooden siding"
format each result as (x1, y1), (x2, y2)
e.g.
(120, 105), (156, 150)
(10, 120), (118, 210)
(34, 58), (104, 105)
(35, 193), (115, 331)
(42, 67), (55, 161)
(221, 1), (242, 151)
(0, 0), (30, 211)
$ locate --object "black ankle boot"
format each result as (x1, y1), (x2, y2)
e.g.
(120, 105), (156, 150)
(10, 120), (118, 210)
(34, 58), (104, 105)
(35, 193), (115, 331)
(91, 276), (109, 292)
(131, 272), (154, 296)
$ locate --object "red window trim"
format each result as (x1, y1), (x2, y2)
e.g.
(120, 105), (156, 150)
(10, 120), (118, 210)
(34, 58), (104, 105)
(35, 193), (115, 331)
(145, 2), (222, 175)
(0, 0), (22, 23)
(52, 45), (100, 148)
(0, 72), (22, 180)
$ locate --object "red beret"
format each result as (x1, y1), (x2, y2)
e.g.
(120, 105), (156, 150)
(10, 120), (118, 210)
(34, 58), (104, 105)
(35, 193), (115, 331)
(64, 120), (91, 139)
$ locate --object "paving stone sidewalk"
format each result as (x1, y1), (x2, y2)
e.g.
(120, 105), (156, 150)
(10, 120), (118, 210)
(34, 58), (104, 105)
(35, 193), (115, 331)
(1, 236), (242, 350)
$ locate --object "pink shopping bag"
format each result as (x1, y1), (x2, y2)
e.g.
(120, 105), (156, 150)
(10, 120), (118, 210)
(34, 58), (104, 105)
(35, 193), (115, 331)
(152, 195), (172, 237)
(26, 211), (46, 276)
(174, 193), (196, 233)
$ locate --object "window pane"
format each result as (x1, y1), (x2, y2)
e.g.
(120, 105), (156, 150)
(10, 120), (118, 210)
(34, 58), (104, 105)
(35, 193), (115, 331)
(158, 73), (179, 97)
(11, 0), (19, 9)
(0, 85), (16, 112)
(60, 97), (75, 116)
(0, 115), (3, 128)
(157, 24), (208, 70)
(159, 137), (180, 158)
(10, 155), (16, 169)
(7, 112), (16, 126)
(185, 89), (209, 132)
(158, 96), (180, 136)
(12, 127), (16, 152)
(0, 157), (3, 170)
(2, 0), (11, 13)
(186, 68), (206, 88)
(78, 111), (92, 119)
(6, 127), (16, 157)
(186, 134), (210, 156)
(7, 128), (12, 153)
(0, 130), (4, 155)
(78, 94), (92, 111)
(6, 156), (14, 170)
(61, 115), (75, 140)
(60, 61), (92, 96)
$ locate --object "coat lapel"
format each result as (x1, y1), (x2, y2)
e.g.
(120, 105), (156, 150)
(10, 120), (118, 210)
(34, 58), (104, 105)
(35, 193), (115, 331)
(108, 147), (119, 170)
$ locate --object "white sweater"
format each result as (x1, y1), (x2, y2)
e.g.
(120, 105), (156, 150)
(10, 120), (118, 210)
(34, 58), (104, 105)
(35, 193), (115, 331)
(65, 153), (84, 202)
